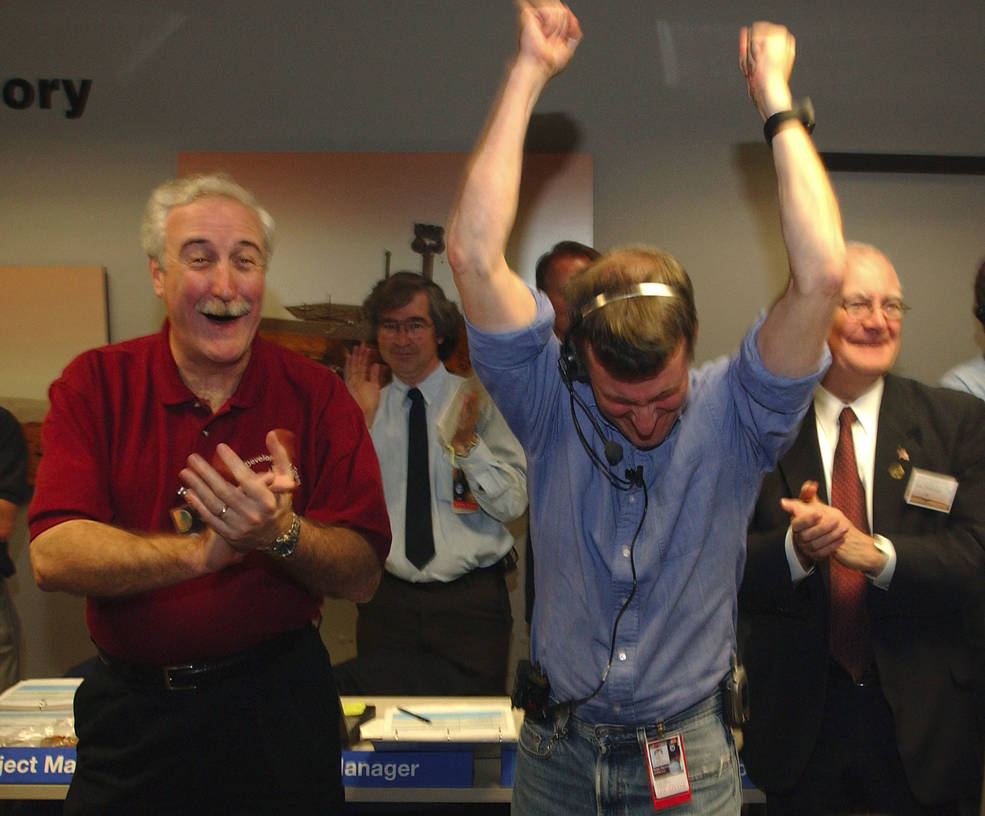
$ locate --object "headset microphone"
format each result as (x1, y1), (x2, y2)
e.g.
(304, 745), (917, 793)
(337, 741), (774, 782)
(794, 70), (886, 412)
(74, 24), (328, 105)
(576, 393), (624, 466)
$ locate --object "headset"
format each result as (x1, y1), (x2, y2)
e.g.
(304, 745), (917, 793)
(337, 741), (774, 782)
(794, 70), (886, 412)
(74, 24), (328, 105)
(558, 282), (677, 487)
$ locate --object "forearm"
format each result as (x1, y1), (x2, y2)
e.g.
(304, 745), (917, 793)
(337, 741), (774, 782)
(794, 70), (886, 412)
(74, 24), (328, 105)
(459, 455), (527, 524)
(774, 124), (846, 296)
(269, 518), (382, 603)
(446, 55), (543, 331)
(756, 123), (845, 376)
(29, 519), (220, 597)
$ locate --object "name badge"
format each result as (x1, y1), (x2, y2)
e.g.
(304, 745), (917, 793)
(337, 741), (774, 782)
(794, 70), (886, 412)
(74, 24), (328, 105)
(904, 467), (957, 513)
(643, 732), (691, 809)
(451, 468), (478, 513)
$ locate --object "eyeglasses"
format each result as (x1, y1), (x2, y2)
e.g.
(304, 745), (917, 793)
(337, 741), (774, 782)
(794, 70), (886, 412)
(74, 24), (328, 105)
(379, 318), (433, 337)
(841, 297), (911, 321)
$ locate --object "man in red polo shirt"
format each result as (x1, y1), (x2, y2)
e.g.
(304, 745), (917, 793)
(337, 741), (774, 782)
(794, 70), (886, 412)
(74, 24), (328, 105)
(28, 173), (390, 814)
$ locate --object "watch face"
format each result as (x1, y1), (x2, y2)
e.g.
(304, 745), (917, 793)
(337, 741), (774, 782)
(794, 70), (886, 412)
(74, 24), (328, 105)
(269, 514), (300, 557)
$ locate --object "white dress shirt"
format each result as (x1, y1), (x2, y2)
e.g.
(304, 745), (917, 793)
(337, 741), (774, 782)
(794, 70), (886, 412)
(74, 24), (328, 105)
(786, 379), (896, 587)
(371, 363), (527, 583)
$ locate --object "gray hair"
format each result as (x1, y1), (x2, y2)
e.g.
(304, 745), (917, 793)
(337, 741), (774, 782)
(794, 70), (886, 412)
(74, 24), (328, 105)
(140, 173), (275, 266)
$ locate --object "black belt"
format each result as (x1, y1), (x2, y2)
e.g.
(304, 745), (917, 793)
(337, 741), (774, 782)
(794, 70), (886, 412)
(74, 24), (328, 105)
(97, 625), (309, 691)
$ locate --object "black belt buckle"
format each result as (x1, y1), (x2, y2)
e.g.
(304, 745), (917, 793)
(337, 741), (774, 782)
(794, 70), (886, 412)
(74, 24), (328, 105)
(163, 663), (198, 691)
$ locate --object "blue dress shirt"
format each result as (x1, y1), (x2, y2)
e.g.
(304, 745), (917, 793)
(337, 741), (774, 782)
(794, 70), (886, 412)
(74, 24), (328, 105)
(467, 288), (828, 724)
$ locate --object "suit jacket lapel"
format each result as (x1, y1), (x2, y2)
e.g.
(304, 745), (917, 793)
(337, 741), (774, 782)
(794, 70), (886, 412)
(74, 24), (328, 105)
(776, 402), (830, 588)
(873, 375), (919, 531)
(777, 404), (829, 503)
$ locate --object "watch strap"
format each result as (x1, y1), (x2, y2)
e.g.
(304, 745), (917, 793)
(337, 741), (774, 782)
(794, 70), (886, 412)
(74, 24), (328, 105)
(764, 97), (815, 144)
(262, 512), (300, 558)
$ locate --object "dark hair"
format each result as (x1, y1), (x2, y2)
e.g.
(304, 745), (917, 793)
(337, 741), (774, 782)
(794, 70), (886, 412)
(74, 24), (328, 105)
(535, 240), (601, 291)
(362, 271), (464, 361)
(565, 246), (697, 380)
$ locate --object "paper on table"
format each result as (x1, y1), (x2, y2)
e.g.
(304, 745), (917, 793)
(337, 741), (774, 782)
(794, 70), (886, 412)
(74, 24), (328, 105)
(362, 702), (518, 745)
(0, 679), (82, 712)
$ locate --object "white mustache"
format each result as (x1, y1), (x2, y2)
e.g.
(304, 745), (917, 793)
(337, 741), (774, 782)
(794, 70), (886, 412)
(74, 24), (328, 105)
(196, 298), (252, 318)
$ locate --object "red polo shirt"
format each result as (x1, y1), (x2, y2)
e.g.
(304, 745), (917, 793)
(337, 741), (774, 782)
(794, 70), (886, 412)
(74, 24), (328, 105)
(29, 324), (390, 663)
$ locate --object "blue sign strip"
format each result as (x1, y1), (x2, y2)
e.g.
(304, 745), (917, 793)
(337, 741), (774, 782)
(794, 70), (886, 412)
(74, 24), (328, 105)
(341, 750), (473, 788)
(0, 748), (76, 784)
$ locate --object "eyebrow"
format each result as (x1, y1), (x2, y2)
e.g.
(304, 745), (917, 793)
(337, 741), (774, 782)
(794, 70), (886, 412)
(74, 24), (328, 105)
(179, 239), (264, 255)
(844, 290), (903, 300)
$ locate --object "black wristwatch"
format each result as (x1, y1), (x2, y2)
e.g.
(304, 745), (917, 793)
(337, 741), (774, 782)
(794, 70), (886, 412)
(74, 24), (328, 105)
(764, 97), (815, 144)
(262, 513), (300, 558)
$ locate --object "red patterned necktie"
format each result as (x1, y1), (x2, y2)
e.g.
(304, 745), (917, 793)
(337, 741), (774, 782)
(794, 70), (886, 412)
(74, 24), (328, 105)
(828, 407), (873, 681)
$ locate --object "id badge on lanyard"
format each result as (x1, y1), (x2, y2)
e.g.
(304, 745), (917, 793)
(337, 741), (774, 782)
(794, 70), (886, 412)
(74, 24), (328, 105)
(641, 731), (691, 809)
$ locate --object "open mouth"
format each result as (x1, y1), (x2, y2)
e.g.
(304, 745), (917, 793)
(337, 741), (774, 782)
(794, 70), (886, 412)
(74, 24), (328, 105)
(197, 299), (251, 323)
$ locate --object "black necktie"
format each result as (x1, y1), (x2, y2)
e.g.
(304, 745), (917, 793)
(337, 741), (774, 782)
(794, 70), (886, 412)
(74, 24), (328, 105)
(405, 388), (435, 568)
(828, 407), (873, 681)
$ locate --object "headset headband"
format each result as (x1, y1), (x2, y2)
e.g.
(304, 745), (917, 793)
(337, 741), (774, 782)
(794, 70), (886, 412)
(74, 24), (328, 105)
(579, 282), (676, 320)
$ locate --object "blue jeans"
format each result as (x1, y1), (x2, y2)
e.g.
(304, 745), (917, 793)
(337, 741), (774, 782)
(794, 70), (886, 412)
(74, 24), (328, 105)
(512, 691), (741, 816)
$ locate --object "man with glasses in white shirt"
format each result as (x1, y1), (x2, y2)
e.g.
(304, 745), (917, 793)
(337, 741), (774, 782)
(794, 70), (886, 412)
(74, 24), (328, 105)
(336, 271), (527, 695)
(740, 242), (985, 815)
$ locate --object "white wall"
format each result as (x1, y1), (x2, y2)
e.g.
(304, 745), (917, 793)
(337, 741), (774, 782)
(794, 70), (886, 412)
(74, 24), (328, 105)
(3, 0), (984, 678)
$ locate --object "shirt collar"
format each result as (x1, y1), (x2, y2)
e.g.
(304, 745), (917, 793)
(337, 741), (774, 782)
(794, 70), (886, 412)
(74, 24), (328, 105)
(155, 320), (263, 410)
(392, 363), (447, 406)
(815, 377), (884, 435)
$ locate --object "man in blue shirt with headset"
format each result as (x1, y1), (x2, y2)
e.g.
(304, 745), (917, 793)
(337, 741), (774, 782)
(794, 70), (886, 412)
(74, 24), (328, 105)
(446, 2), (847, 813)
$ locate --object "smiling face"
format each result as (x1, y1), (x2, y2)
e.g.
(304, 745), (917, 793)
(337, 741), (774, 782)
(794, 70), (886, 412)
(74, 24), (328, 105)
(584, 340), (690, 449)
(375, 291), (442, 386)
(150, 195), (266, 383)
(822, 246), (903, 401)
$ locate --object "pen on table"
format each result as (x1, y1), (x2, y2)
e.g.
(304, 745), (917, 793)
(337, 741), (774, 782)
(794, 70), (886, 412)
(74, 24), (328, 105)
(397, 706), (432, 724)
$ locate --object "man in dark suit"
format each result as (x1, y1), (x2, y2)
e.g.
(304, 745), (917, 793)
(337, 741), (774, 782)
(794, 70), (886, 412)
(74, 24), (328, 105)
(739, 242), (985, 815)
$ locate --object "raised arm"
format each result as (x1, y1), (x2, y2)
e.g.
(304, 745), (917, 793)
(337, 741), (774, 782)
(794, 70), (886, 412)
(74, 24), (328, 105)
(740, 22), (846, 377)
(446, 1), (582, 331)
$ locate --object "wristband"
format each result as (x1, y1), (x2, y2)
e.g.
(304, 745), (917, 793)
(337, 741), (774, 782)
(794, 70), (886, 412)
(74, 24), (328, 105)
(764, 97), (815, 144)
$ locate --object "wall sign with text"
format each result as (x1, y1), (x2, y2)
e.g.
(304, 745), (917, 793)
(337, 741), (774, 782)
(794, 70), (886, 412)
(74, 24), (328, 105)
(2, 77), (92, 119)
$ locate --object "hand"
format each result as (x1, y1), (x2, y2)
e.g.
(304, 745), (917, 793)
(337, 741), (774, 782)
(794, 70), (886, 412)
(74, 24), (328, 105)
(516, 1), (582, 79)
(451, 392), (479, 456)
(738, 22), (795, 119)
(179, 429), (298, 555)
(780, 480), (887, 575)
(198, 528), (246, 573)
(344, 343), (383, 426)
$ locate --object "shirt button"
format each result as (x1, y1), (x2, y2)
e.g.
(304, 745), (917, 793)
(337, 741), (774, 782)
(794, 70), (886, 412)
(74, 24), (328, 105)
(201, 429), (209, 437)
(613, 703), (621, 713)
(629, 495), (635, 504)
(618, 650), (627, 662)
(622, 546), (631, 558)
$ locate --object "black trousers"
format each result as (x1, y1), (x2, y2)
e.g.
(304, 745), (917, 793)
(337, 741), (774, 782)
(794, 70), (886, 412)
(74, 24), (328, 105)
(333, 565), (513, 696)
(766, 662), (970, 816)
(65, 625), (344, 816)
